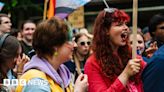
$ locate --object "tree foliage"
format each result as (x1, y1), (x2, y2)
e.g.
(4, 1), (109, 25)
(1, 0), (44, 28)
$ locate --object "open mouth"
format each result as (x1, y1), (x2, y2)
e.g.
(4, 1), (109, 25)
(121, 31), (128, 40)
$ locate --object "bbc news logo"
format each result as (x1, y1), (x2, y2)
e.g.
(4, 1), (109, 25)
(3, 79), (48, 86)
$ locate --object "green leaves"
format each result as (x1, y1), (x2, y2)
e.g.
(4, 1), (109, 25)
(11, 0), (18, 7)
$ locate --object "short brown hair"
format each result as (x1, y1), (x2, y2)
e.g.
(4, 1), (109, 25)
(0, 13), (10, 24)
(32, 17), (69, 57)
(19, 20), (36, 31)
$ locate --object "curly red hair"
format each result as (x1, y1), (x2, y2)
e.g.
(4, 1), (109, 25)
(92, 9), (132, 81)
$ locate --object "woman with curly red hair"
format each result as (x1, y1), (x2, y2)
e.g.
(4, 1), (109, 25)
(84, 8), (146, 92)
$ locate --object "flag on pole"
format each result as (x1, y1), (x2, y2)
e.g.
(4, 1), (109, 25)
(47, 0), (55, 19)
(47, 0), (91, 19)
(0, 2), (4, 12)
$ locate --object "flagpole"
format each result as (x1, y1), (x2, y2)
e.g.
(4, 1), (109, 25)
(43, 0), (48, 20)
(103, 0), (110, 8)
(132, 0), (138, 59)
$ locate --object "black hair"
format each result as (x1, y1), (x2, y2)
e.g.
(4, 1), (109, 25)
(149, 13), (164, 37)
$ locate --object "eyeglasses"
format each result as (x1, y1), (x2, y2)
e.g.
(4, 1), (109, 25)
(79, 41), (91, 46)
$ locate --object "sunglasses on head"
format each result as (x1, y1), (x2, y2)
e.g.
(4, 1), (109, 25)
(80, 41), (91, 46)
(104, 8), (115, 13)
(104, 8), (116, 17)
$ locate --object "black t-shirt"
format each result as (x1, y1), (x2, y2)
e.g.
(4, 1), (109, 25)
(19, 41), (33, 57)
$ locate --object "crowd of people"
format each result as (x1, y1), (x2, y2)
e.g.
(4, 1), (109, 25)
(0, 7), (164, 92)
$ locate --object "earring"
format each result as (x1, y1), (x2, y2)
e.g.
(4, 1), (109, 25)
(54, 48), (58, 56)
(54, 51), (58, 56)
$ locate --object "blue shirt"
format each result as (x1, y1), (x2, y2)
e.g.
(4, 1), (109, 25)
(142, 45), (164, 92)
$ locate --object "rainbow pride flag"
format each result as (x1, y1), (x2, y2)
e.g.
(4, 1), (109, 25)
(47, 0), (91, 19)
